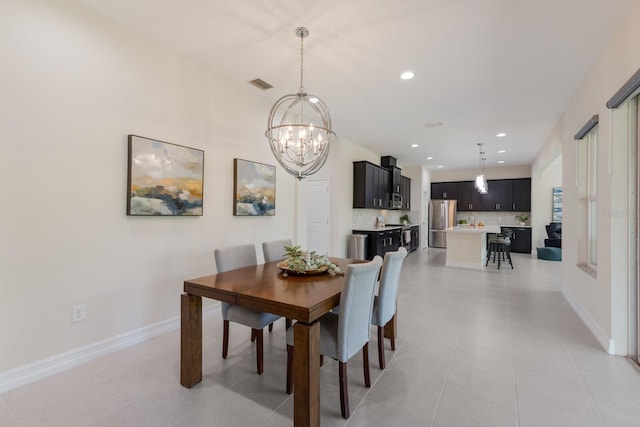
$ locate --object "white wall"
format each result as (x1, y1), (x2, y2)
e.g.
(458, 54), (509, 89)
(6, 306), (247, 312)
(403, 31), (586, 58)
(534, 0), (640, 354)
(531, 155), (562, 247)
(0, 0), (298, 373)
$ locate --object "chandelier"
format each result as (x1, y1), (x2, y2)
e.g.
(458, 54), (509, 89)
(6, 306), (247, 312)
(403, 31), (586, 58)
(475, 143), (488, 194)
(266, 27), (336, 180)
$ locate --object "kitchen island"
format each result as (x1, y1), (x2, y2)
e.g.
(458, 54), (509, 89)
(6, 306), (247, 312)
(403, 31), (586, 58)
(445, 225), (501, 269)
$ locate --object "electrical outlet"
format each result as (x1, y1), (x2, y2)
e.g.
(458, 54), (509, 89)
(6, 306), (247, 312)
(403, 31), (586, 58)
(72, 304), (86, 322)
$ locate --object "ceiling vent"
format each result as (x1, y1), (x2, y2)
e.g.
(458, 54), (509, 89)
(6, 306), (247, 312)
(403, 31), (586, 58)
(249, 78), (273, 90)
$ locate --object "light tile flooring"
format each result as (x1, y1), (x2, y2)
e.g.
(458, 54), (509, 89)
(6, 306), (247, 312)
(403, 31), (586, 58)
(2, 248), (640, 426)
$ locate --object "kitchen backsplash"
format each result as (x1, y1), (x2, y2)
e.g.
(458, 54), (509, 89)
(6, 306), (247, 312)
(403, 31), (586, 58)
(351, 210), (530, 229)
(456, 211), (531, 226)
(352, 210), (420, 228)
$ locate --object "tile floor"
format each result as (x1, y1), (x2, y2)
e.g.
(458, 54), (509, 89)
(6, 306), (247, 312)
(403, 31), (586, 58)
(2, 248), (640, 426)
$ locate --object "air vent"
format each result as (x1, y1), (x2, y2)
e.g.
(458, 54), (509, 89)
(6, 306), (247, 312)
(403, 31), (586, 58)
(249, 78), (273, 90)
(425, 121), (443, 128)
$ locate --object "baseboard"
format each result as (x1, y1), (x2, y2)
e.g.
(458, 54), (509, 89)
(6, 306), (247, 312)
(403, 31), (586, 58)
(562, 287), (615, 354)
(0, 304), (218, 394)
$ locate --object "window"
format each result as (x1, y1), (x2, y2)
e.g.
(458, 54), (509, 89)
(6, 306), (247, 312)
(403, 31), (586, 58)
(577, 126), (598, 272)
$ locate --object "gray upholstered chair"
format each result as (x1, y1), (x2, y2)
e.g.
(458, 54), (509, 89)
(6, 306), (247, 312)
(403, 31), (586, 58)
(371, 247), (407, 369)
(285, 256), (383, 419)
(214, 243), (281, 375)
(262, 239), (293, 329)
(262, 239), (292, 263)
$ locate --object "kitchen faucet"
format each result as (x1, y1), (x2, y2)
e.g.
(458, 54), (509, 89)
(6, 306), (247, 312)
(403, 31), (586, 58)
(468, 213), (476, 225)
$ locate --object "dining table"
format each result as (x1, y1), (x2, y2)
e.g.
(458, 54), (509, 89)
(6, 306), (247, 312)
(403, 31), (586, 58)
(180, 257), (393, 427)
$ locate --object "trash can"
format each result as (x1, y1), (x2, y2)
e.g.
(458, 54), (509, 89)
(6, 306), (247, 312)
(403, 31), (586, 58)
(348, 234), (367, 260)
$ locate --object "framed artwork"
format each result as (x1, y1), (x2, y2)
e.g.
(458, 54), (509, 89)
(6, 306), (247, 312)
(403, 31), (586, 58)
(233, 159), (276, 216)
(127, 135), (204, 216)
(552, 187), (563, 222)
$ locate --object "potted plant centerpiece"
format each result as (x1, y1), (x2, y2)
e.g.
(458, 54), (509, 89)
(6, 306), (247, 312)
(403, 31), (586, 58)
(399, 214), (411, 226)
(280, 245), (341, 276)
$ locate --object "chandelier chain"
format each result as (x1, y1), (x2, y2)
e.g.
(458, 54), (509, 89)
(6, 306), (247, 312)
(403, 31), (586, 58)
(299, 31), (305, 93)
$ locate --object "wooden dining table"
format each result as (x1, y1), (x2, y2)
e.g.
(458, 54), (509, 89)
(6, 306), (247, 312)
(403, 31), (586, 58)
(180, 257), (394, 427)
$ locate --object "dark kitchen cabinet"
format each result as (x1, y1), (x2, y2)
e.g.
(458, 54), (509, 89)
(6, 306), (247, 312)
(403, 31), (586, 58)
(431, 182), (459, 200)
(458, 181), (485, 211)
(432, 177), (531, 212)
(511, 178), (531, 211)
(410, 225), (420, 252)
(400, 175), (411, 210)
(353, 161), (390, 209)
(503, 226), (532, 253)
(485, 179), (512, 211)
(388, 166), (402, 194)
(352, 228), (402, 259)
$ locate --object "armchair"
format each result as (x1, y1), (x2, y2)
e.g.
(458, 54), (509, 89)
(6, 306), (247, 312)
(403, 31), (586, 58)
(544, 222), (562, 248)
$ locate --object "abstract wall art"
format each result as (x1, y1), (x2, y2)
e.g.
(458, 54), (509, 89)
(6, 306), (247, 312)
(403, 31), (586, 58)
(233, 159), (276, 216)
(552, 187), (563, 222)
(127, 135), (204, 216)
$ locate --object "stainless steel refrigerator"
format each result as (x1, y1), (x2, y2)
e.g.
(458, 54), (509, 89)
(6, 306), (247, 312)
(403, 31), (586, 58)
(429, 200), (457, 248)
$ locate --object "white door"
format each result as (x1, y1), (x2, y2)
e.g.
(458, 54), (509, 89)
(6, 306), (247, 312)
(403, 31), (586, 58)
(306, 179), (330, 255)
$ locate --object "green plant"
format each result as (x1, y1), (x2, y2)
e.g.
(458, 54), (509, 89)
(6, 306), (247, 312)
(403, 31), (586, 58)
(516, 214), (529, 222)
(283, 245), (341, 275)
(399, 214), (411, 224)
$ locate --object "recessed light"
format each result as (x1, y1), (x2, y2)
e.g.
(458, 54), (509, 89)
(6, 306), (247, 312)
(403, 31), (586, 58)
(400, 71), (415, 80)
(411, 144), (419, 148)
(426, 156), (433, 160)
(498, 160), (505, 164)
(498, 150), (506, 153)
(496, 132), (506, 137)
(437, 165), (443, 168)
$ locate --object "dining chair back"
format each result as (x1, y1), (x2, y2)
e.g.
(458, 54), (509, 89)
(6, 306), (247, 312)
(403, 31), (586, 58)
(371, 247), (407, 369)
(285, 256), (383, 418)
(215, 243), (257, 272)
(214, 243), (280, 374)
(262, 239), (292, 263)
(336, 257), (384, 362)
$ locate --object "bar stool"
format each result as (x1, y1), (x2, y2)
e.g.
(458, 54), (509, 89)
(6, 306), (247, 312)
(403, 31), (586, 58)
(486, 228), (514, 269)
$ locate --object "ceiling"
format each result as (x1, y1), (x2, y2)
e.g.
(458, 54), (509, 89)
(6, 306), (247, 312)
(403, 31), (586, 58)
(73, 0), (635, 170)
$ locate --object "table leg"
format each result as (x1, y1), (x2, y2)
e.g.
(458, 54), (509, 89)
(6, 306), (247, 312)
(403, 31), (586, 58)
(180, 293), (202, 388)
(293, 320), (320, 427)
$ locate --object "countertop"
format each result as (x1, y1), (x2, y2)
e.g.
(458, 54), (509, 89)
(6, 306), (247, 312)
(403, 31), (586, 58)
(446, 225), (501, 234)
(352, 224), (418, 232)
(352, 226), (403, 232)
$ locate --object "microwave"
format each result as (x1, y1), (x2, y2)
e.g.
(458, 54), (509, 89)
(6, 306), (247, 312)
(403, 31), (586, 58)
(391, 193), (402, 209)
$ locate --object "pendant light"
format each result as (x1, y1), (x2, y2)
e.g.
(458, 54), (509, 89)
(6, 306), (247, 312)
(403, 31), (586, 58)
(475, 143), (488, 194)
(266, 27), (336, 180)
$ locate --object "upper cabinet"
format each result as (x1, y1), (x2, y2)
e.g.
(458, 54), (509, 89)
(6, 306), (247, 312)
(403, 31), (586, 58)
(353, 161), (390, 209)
(400, 175), (411, 210)
(458, 181), (485, 211)
(511, 178), (531, 211)
(432, 177), (531, 211)
(431, 182), (459, 200)
(388, 166), (402, 194)
(484, 179), (512, 211)
(353, 160), (411, 210)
